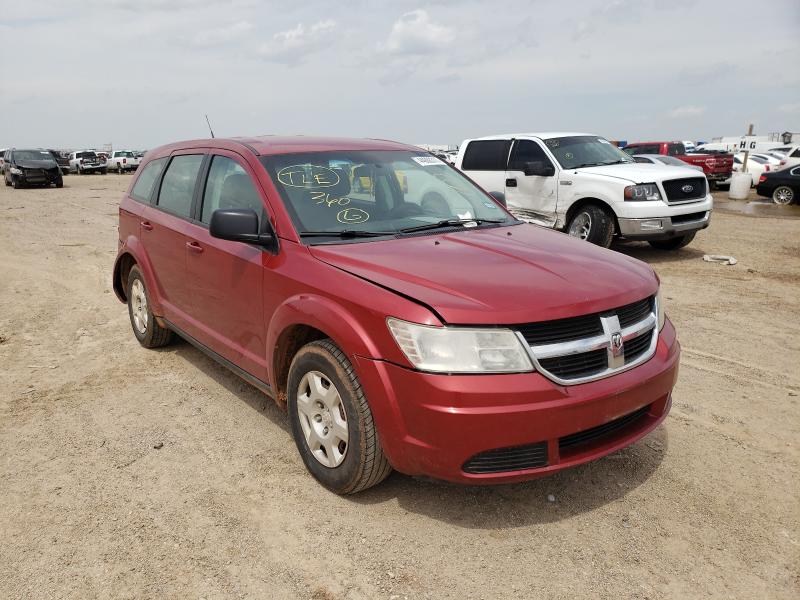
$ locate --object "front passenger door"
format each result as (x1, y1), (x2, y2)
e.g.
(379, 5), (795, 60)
(504, 139), (558, 226)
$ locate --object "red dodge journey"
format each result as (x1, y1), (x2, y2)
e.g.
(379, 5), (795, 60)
(113, 136), (679, 494)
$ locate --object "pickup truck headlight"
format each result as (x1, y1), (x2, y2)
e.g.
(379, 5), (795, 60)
(10, 166), (23, 175)
(387, 318), (534, 373)
(624, 183), (662, 201)
(656, 288), (666, 331)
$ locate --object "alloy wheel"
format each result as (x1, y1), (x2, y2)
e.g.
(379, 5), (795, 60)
(568, 211), (592, 240)
(773, 186), (794, 205)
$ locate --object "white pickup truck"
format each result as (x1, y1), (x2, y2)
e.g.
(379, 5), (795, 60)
(455, 132), (713, 250)
(107, 150), (138, 174)
(69, 151), (108, 175)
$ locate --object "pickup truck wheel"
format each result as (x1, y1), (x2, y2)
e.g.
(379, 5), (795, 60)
(126, 265), (173, 348)
(100, 168), (108, 175)
(117, 165), (123, 175)
(772, 186), (794, 205)
(648, 232), (696, 250)
(288, 339), (392, 494)
(567, 205), (614, 247)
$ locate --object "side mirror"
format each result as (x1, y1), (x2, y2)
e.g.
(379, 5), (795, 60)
(210, 208), (275, 248)
(488, 191), (506, 207)
(523, 161), (555, 177)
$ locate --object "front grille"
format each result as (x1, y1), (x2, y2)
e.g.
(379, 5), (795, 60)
(615, 297), (653, 328)
(462, 441), (548, 474)
(539, 348), (607, 379)
(559, 405), (651, 450)
(662, 177), (707, 202)
(623, 331), (653, 364)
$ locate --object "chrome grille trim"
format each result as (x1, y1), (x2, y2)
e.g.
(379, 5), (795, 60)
(516, 298), (659, 386)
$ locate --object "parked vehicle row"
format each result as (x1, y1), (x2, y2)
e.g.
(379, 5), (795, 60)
(455, 133), (712, 250)
(113, 135), (679, 494)
(622, 141), (734, 188)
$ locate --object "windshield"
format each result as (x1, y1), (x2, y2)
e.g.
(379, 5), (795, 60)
(261, 150), (514, 242)
(15, 150), (56, 162)
(77, 152), (97, 159)
(544, 136), (634, 169)
(115, 151), (134, 157)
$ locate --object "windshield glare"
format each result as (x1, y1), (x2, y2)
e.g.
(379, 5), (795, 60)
(16, 150), (56, 162)
(544, 136), (633, 169)
(261, 151), (513, 241)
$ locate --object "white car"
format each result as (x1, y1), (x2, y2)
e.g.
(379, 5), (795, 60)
(682, 140), (697, 153)
(751, 153), (782, 170)
(107, 150), (137, 174)
(69, 150), (108, 174)
(455, 132), (712, 250)
(728, 153), (770, 187)
(775, 146), (800, 170)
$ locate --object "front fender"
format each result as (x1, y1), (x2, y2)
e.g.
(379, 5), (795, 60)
(112, 236), (165, 316)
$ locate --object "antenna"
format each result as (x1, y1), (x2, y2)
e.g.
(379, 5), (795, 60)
(205, 114), (215, 139)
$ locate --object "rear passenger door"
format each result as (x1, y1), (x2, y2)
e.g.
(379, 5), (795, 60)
(184, 151), (271, 381)
(141, 151), (206, 332)
(504, 139), (558, 225)
(458, 139), (511, 197)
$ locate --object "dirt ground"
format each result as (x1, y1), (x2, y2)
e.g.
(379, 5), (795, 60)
(1, 173), (798, 600)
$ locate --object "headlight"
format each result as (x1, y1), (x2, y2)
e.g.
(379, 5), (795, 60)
(386, 318), (533, 373)
(10, 166), (22, 175)
(624, 183), (662, 201)
(656, 288), (665, 331)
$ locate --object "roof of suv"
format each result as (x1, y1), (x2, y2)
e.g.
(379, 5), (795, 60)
(148, 136), (420, 158)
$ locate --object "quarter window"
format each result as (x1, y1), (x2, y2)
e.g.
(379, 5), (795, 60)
(131, 157), (167, 203)
(201, 156), (264, 225)
(508, 140), (553, 171)
(667, 143), (685, 156)
(461, 140), (512, 171)
(157, 155), (204, 218)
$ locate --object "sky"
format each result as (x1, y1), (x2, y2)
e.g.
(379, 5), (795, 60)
(1, 0), (799, 150)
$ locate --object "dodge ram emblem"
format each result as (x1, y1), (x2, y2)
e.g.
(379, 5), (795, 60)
(681, 184), (694, 193)
(610, 332), (624, 356)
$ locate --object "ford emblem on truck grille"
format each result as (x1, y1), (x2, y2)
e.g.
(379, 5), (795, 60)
(681, 184), (694, 193)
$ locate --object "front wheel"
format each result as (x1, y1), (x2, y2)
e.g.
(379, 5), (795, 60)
(12, 178), (23, 189)
(99, 168), (108, 175)
(55, 178), (64, 188)
(126, 265), (172, 348)
(648, 232), (696, 250)
(772, 186), (795, 205)
(287, 340), (392, 494)
(566, 204), (615, 247)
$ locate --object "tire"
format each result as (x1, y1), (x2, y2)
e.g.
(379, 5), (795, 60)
(287, 339), (391, 494)
(648, 232), (696, 250)
(4, 176), (10, 187)
(117, 164), (123, 175)
(566, 204), (615, 248)
(100, 168), (107, 175)
(55, 178), (64, 188)
(772, 186), (795, 205)
(12, 178), (23, 189)
(126, 265), (172, 348)
(717, 184), (730, 191)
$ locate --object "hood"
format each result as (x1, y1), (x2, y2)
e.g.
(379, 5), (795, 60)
(573, 163), (703, 183)
(16, 159), (58, 169)
(309, 224), (657, 325)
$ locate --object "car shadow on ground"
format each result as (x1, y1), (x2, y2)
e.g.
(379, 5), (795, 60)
(161, 337), (669, 529)
(613, 241), (705, 265)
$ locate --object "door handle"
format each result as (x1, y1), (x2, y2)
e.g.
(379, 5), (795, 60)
(141, 221), (153, 231)
(505, 178), (517, 187)
(186, 241), (204, 254)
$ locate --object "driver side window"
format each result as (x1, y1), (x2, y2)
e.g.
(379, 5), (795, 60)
(508, 140), (552, 171)
(201, 156), (265, 226)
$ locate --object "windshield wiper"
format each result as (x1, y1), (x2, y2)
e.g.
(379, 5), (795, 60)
(299, 230), (396, 238)
(399, 218), (506, 234)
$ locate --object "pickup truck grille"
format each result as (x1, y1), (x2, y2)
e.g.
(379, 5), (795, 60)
(515, 296), (658, 385)
(662, 177), (707, 202)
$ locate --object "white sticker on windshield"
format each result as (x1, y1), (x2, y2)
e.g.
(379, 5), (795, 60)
(412, 155), (444, 166)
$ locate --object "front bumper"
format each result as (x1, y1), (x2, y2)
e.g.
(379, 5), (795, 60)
(354, 319), (680, 484)
(17, 169), (62, 184)
(618, 209), (711, 240)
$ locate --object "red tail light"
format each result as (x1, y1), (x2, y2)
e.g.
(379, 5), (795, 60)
(123, 158), (127, 164)
(758, 174), (767, 183)
(764, 165), (770, 172)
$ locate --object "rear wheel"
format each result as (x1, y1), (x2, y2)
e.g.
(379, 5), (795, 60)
(567, 204), (615, 248)
(126, 265), (172, 348)
(772, 186), (795, 205)
(117, 164), (123, 175)
(648, 232), (696, 250)
(287, 339), (391, 494)
(100, 168), (108, 175)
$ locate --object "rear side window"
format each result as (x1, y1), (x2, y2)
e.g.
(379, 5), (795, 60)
(157, 155), (204, 218)
(508, 140), (552, 171)
(461, 140), (511, 171)
(792, 149), (800, 158)
(667, 143), (685, 156)
(633, 156), (651, 163)
(131, 157), (167, 203)
(200, 156), (265, 225)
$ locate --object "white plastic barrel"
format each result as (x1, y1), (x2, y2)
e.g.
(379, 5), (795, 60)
(728, 172), (751, 200)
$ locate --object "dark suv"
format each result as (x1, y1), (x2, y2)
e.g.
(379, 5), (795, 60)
(3, 148), (64, 189)
(113, 136), (679, 494)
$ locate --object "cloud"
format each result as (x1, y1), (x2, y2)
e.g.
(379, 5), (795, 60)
(193, 21), (253, 46)
(382, 10), (455, 55)
(258, 19), (337, 64)
(667, 105), (707, 118)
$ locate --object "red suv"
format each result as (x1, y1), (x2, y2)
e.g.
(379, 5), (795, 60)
(113, 136), (680, 494)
